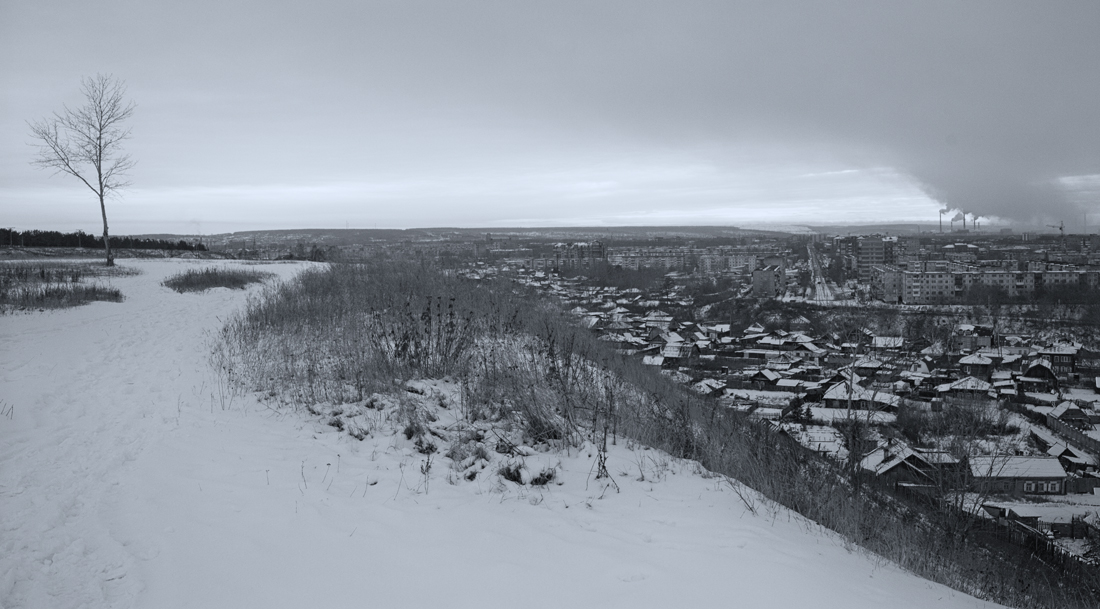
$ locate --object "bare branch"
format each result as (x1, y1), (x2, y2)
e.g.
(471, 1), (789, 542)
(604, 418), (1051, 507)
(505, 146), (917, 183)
(27, 74), (136, 266)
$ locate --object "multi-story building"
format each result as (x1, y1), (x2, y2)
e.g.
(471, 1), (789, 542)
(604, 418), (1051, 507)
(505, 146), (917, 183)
(869, 260), (1100, 304)
(942, 243), (979, 262)
(697, 253), (758, 274)
(528, 241), (607, 271)
(857, 237), (885, 282)
(609, 246), (778, 274)
(869, 265), (902, 303)
(607, 249), (686, 271)
(752, 265), (784, 299)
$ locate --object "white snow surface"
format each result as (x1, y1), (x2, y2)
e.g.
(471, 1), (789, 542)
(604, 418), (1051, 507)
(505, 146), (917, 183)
(0, 259), (1005, 609)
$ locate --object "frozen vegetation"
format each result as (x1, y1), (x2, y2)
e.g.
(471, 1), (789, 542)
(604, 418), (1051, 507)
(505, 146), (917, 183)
(0, 260), (1016, 608)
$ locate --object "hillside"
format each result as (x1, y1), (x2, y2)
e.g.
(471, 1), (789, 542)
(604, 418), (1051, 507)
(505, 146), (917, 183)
(0, 260), (1004, 608)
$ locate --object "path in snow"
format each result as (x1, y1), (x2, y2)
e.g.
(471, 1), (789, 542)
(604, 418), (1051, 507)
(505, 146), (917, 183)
(1, 260), (1004, 609)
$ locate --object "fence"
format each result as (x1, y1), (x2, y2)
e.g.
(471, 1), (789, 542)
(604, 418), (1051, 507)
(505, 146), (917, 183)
(1047, 417), (1100, 454)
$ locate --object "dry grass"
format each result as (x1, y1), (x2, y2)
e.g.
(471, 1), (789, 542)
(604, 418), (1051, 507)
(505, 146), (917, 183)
(163, 266), (271, 293)
(0, 261), (135, 311)
(218, 259), (1100, 609)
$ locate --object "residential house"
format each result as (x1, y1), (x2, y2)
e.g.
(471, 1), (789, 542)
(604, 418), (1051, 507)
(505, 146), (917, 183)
(692, 378), (726, 396)
(957, 353), (993, 380)
(871, 336), (905, 352)
(1018, 359), (1059, 391)
(934, 376), (994, 403)
(660, 342), (700, 366)
(970, 456), (1068, 496)
(852, 357), (886, 379)
(1039, 345), (1078, 379)
(955, 324), (994, 352)
(1048, 401), (1092, 429)
(860, 439), (962, 487)
(750, 368), (782, 388)
(789, 315), (813, 333)
(822, 381), (900, 411)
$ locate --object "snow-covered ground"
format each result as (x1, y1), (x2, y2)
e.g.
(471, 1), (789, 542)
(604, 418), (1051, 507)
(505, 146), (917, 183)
(1, 259), (1006, 609)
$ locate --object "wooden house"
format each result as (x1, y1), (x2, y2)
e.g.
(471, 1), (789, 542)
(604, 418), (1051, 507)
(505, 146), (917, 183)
(1048, 401), (1091, 429)
(957, 353), (993, 380)
(934, 376), (993, 403)
(860, 440), (962, 487)
(822, 381), (900, 411)
(970, 456), (1067, 496)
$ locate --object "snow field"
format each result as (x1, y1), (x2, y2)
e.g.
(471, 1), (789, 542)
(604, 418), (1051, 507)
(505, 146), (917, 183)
(0, 260), (1005, 608)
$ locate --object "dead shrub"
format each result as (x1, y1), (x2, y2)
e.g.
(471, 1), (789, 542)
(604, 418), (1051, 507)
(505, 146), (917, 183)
(530, 467), (556, 486)
(498, 462), (524, 484)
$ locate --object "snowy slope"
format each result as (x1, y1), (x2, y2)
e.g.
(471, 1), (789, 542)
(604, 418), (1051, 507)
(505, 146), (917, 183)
(0, 260), (1004, 609)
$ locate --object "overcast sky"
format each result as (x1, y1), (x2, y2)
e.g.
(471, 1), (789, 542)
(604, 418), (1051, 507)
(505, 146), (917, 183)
(2, 1), (1098, 234)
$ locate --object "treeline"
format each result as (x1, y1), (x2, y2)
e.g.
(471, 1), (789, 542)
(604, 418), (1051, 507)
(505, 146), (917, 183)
(0, 229), (207, 251)
(561, 262), (669, 290)
(961, 282), (1100, 306)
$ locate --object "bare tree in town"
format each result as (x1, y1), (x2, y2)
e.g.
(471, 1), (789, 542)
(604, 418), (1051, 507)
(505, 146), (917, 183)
(29, 75), (136, 266)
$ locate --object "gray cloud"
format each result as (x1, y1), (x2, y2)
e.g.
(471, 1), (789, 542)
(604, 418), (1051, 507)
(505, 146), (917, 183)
(3, 1), (1098, 229)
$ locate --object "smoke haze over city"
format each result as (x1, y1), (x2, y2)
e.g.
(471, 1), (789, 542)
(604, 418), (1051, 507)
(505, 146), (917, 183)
(2, 1), (1098, 233)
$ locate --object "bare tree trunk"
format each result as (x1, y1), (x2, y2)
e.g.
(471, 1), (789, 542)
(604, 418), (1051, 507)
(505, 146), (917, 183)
(99, 193), (112, 266)
(28, 75), (135, 265)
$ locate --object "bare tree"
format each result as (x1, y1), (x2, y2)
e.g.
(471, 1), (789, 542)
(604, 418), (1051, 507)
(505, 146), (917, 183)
(29, 75), (136, 266)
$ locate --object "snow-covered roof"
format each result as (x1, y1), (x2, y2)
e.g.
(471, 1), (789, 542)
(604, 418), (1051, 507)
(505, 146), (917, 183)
(1039, 345), (1079, 355)
(831, 369), (864, 384)
(1050, 401), (1084, 419)
(860, 445), (929, 478)
(872, 336), (904, 349)
(1046, 444), (1087, 460)
(935, 376), (992, 393)
(781, 424), (846, 457)
(920, 343), (946, 356)
(692, 378), (726, 394)
(969, 456), (1066, 479)
(754, 369), (782, 382)
(1025, 358), (1054, 372)
(661, 331), (685, 344)
(822, 382), (899, 407)
(661, 343), (696, 359)
(852, 357), (884, 369)
(958, 354), (992, 365)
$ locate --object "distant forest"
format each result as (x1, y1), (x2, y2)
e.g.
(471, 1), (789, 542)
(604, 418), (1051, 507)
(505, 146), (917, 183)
(1, 229), (206, 251)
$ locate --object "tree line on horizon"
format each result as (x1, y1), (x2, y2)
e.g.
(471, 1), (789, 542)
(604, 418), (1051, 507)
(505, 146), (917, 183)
(1, 228), (206, 252)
